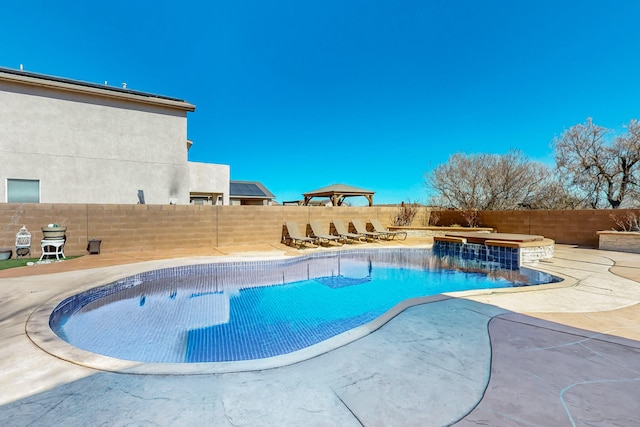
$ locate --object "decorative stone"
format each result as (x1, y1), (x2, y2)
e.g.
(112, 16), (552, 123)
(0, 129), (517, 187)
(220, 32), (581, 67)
(597, 231), (640, 254)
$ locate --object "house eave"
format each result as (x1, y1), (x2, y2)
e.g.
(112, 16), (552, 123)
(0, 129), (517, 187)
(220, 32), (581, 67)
(0, 68), (196, 112)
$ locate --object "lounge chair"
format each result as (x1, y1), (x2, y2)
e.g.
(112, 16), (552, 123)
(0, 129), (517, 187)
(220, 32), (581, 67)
(283, 221), (318, 248)
(332, 219), (366, 243)
(309, 220), (343, 246)
(369, 218), (407, 240)
(351, 218), (385, 241)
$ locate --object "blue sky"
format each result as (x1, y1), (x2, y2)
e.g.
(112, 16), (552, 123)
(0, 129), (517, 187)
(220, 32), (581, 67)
(2, 1), (640, 204)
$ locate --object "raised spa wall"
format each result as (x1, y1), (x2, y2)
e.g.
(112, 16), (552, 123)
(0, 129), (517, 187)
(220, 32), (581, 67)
(432, 232), (555, 269)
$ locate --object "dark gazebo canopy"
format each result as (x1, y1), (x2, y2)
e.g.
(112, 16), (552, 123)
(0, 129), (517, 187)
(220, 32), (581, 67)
(303, 184), (375, 206)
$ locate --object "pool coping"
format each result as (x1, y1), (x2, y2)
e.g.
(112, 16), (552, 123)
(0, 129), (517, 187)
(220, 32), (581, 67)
(25, 250), (574, 375)
(6, 245), (640, 426)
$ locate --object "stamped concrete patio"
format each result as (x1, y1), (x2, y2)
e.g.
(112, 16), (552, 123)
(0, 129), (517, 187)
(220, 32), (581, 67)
(0, 241), (639, 426)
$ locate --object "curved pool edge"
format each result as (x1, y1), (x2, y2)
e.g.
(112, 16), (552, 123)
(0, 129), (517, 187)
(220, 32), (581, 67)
(27, 292), (452, 374)
(446, 261), (576, 299)
(25, 253), (572, 375)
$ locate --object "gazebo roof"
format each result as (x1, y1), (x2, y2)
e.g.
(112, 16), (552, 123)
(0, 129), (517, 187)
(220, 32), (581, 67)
(303, 184), (374, 197)
(303, 184), (375, 206)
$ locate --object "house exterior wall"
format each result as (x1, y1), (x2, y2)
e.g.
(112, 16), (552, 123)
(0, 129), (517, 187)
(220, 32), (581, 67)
(0, 72), (196, 205)
(189, 162), (230, 205)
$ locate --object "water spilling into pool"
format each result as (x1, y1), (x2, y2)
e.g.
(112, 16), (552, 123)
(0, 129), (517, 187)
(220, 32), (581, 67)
(50, 249), (559, 363)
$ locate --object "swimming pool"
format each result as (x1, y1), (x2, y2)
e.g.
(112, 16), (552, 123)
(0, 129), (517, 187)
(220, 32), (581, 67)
(50, 249), (559, 364)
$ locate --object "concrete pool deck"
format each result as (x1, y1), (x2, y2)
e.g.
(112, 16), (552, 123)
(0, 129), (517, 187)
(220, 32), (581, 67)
(0, 241), (639, 426)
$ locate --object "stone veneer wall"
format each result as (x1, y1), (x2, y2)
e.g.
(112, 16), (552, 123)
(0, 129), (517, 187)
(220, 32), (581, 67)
(597, 231), (640, 254)
(520, 244), (555, 264)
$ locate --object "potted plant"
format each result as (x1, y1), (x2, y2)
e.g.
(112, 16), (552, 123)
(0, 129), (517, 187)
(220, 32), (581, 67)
(41, 224), (67, 239)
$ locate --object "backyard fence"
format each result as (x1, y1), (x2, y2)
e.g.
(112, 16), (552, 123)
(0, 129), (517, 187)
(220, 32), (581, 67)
(0, 203), (630, 256)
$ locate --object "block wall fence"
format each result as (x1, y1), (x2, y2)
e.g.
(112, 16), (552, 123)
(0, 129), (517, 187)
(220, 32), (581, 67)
(0, 204), (429, 257)
(0, 203), (630, 257)
(435, 209), (636, 247)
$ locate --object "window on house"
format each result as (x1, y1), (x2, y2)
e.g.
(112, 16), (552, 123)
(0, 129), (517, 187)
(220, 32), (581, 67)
(7, 179), (40, 203)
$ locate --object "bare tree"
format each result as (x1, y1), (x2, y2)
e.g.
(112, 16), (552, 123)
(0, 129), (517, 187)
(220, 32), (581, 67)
(426, 150), (552, 210)
(520, 179), (586, 209)
(614, 119), (640, 205)
(554, 118), (640, 208)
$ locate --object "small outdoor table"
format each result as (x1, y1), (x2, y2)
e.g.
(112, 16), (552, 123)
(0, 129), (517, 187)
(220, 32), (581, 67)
(39, 239), (66, 261)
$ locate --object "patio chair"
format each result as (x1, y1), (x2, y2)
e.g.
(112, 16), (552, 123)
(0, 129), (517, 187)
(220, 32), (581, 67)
(283, 221), (318, 249)
(369, 218), (407, 240)
(309, 220), (343, 246)
(332, 219), (366, 243)
(351, 218), (385, 241)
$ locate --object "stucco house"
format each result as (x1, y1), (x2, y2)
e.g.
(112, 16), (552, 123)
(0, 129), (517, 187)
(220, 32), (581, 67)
(0, 66), (229, 205)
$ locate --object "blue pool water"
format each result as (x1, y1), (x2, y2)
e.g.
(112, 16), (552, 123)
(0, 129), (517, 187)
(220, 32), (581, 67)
(50, 249), (559, 363)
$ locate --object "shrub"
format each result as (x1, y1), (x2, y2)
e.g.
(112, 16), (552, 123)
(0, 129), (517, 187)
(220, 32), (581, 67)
(461, 209), (480, 228)
(610, 211), (640, 231)
(393, 202), (419, 226)
(428, 208), (441, 226)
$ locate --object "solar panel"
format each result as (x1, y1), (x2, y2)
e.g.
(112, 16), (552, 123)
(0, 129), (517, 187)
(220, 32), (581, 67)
(230, 182), (267, 197)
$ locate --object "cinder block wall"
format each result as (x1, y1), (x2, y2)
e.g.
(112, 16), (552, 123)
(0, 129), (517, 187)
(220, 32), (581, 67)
(0, 203), (90, 255)
(1, 204), (632, 256)
(435, 209), (636, 247)
(214, 205), (419, 246)
(85, 204), (218, 253)
(0, 203), (414, 256)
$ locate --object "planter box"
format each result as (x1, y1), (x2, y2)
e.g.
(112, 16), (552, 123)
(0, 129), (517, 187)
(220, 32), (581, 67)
(597, 231), (640, 254)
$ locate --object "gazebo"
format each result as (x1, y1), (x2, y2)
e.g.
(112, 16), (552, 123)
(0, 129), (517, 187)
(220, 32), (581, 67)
(303, 184), (375, 206)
